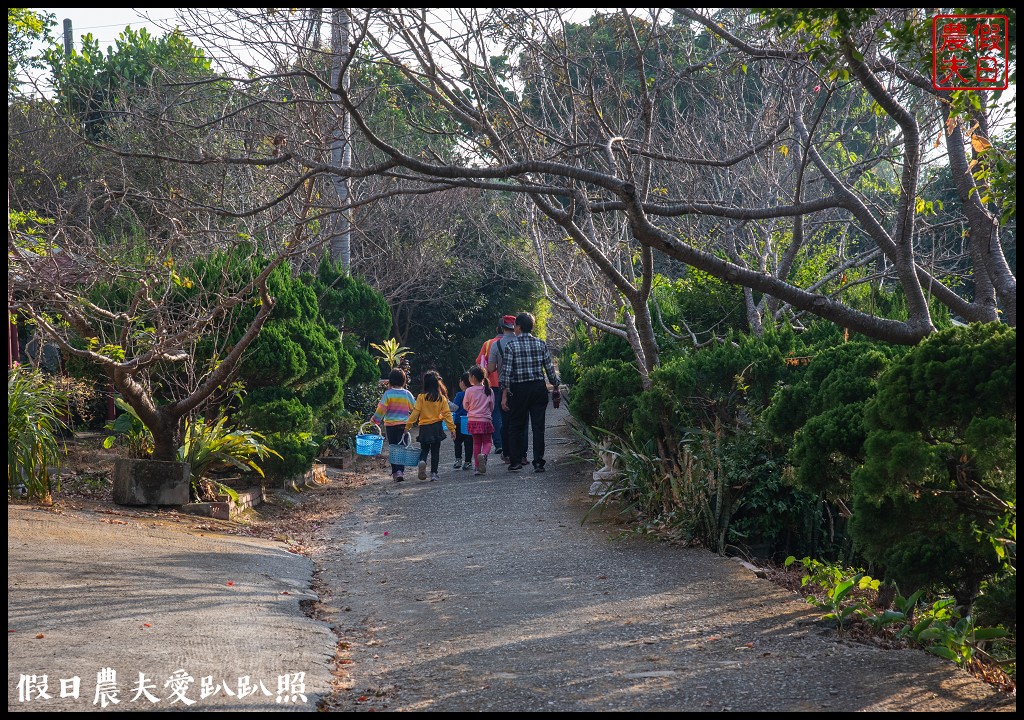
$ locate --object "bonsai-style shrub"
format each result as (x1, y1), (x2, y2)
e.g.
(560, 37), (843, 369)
(850, 322), (1016, 611)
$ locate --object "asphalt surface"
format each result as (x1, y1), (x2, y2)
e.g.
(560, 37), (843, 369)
(7, 404), (1016, 712)
(8, 507), (335, 711)
(317, 405), (1015, 712)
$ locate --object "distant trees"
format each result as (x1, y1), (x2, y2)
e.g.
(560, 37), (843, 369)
(8, 8), (54, 99)
(332, 9), (1014, 370)
(8, 26), (325, 461)
(9, 8), (1015, 458)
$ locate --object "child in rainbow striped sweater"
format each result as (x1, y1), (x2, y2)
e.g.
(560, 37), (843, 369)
(372, 368), (416, 481)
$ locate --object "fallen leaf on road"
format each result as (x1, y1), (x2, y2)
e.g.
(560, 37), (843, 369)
(227, 581), (234, 586)
(144, 623), (152, 628)
(281, 591), (290, 595)
(36, 633), (45, 639)
(597, 575), (608, 579)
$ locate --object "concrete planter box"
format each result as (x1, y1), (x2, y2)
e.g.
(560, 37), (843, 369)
(112, 458), (191, 506)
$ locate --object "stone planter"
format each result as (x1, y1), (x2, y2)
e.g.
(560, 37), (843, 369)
(112, 458), (191, 506)
(588, 468), (621, 498)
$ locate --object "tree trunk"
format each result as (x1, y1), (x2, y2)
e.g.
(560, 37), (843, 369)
(329, 8), (352, 271)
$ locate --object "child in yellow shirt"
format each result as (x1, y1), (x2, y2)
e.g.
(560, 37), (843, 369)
(405, 370), (455, 481)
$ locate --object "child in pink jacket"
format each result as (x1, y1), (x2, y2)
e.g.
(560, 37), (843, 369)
(462, 364), (495, 474)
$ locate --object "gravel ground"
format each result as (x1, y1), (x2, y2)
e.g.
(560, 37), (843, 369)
(312, 406), (1016, 712)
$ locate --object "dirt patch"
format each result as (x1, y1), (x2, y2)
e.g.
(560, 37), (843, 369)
(29, 434), (371, 547)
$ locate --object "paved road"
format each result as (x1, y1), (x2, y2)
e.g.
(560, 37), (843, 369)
(8, 405), (1014, 712)
(8, 506), (335, 712)
(317, 406), (1015, 712)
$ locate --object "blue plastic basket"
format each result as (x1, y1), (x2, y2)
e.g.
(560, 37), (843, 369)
(355, 422), (384, 456)
(459, 415), (469, 434)
(388, 433), (422, 467)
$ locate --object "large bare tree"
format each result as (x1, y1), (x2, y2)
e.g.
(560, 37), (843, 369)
(328, 8), (1014, 352)
(20, 9), (1011, 397)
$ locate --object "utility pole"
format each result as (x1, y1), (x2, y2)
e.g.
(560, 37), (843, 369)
(63, 18), (73, 56)
(328, 8), (352, 273)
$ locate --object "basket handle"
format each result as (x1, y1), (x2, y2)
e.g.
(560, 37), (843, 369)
(359, 421), (382, 436)
(399, 432), (413, 446)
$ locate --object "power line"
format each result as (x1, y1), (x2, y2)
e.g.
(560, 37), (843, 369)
(61, 18), (177, 31)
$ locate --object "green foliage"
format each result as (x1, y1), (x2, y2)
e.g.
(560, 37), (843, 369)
(631, 328), (798, 440)
(312, 257), (392, 339)
(103, 397), (154, 459)
(102, 395), (280, 494)
(8, 8), (55, 98)
(974, 574), (1017, 633)
(8, 209), (55, 255)
(190, 253), (389, 478)
(318, 410), (363, 458)
(973, 121), (1016, 224)
(764, 340), (910, 498)
(785, 555), (879, 635)
(398, 241), (542, 391)
(573, 327), (830, 557)
(239, 387), (314, 435)
(260, 432), (321, 481)
(8, 365), (68, 500)
(559, 326), (634, 386)
(851, 323), (1016, 609)
(44, 26), (213, 136)
(179, 414), (280, 500)
(568, 360), (643, 436)
(347, 346), (380, 385)
(786, 554), (1010, 666)
(653, 272), (747, 342)
(722, 424), (823, 558)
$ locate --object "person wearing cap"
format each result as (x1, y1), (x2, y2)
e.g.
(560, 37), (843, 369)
(499, 312), (560, 473)
(487, 314), (527, 464)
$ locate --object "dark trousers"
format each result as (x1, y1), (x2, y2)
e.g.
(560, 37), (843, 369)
(385, 424), (406, 474)
(499, 388), (527, 461)
(453, 427), (473, 460)
(508, 380), (549, 468)
(490, 398), (503, 450)
(418, 440), (441, 473)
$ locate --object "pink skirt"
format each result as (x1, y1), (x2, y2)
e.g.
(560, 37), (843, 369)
(466, 419), (494, 435)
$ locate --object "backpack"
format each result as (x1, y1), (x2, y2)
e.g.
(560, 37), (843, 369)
(476, 337), (494, 370)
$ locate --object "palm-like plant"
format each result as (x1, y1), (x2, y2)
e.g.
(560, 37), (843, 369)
(178, 415), (281, 501)
(369, 338), (413, 371)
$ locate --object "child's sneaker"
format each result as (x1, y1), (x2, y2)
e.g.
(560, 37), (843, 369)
(417, 460), (427, 480)
(453, 460), (463, 469)
(477, 453), (487, 474)
(430, 472), (439, 482)
(396, 470), (404, 482)
(462, 460), (472, 470)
